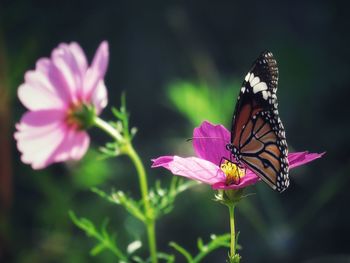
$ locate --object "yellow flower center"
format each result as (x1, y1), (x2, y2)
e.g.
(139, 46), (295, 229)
(220, 160), (245, 185)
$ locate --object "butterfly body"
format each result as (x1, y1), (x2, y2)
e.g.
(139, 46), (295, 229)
(226, 51), (289, 192)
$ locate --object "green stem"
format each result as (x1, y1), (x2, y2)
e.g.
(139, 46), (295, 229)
(125, 144), (158, 263)
(228, 205), (236, 257)
(93, 117), (158, 263)
(94, 117), (124, 141)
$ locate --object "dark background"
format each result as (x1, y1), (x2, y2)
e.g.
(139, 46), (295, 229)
(0, 1), (349, 262)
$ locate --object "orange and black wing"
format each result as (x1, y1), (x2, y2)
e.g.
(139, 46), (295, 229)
(231, 51), (289, 192)
(238, 110), (289, 191)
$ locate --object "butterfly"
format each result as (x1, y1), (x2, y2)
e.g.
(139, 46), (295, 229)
(226, 51), (289, 192)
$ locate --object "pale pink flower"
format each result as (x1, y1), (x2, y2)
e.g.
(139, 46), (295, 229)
(14, 41), (109, 169)
(152, 121), (324, 190)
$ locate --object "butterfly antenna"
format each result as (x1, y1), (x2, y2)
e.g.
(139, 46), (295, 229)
(186, 136), (226, 142)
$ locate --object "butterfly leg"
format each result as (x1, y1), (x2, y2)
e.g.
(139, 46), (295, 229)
(219, 156), (236, 166)
(219, 156), (242, 185)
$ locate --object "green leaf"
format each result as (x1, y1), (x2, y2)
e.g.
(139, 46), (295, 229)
(69, 211), (127, 261)
(157, 252), (176, 263)
(112, 107), (124, 119)
(150, 177), (199, 219)
(169, 233), (231, 263)
(169, 242), (193, 262)
(197, 238), (204, 251)
(227, 253), (241, 263)
(92, 188), (146, 222)
(234, 232), (241, 251)
(90, 243), (106, 256)
(110, 94), (132, 141)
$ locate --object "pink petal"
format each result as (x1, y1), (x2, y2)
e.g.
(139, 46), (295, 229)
(91, 41), (109, 78)
(37, 58), (72, 105)
(151, 156), (174, 169)
(68, 42), (88, 76)
(15, 110), (90, 169)
(212, 170), (260, 190)
(14, 109), (65, 134)
(91, 80), (108, 114)
(152, 156), (225, 185)
(18, 82), (64, 111)
(18, 59), (70, 110)
(83, 41), (109, 100)
(14, 110), (67, 169)
(51, 44), (83, 103)
(51, 129), (90, 162)
(193, 121), (231, 165)
(288, 151), (325, 169)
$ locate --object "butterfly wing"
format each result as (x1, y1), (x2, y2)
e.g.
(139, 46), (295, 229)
(231, 51), (289, 192)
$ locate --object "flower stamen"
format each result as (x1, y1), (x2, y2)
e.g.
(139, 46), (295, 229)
(220, 160), (245, 185)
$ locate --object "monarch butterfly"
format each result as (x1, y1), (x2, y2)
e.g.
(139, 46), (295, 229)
(226, 51), (289, 192)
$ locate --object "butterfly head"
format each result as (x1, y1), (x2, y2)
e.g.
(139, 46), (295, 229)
(226, 143), (242, 163)
(225, 143), (235, 152)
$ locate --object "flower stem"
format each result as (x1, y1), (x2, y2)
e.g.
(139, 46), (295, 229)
(94, 117), (124, 142)
(228, 205), (236, 257)
(227, 203), (241, 263)
(125, 143), (158, 263)
(93, 117), (158, 263)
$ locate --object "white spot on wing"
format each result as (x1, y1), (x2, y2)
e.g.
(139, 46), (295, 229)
(244, 73), (250, 82)
(262, 90), (268, 100)
(250, 76), (260, 87)
(249, 73), (255, 82)
(253, 82), (268, 94)
(241, 87), (246, 93)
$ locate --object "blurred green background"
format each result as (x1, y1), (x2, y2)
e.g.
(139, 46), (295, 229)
(0, 1), (349, 262)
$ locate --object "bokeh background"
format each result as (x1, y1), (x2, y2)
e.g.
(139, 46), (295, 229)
(1, 1), (349, 262)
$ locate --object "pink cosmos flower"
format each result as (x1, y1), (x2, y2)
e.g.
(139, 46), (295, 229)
(14, 41), (109, 169)
(152, 121), (324, 190)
